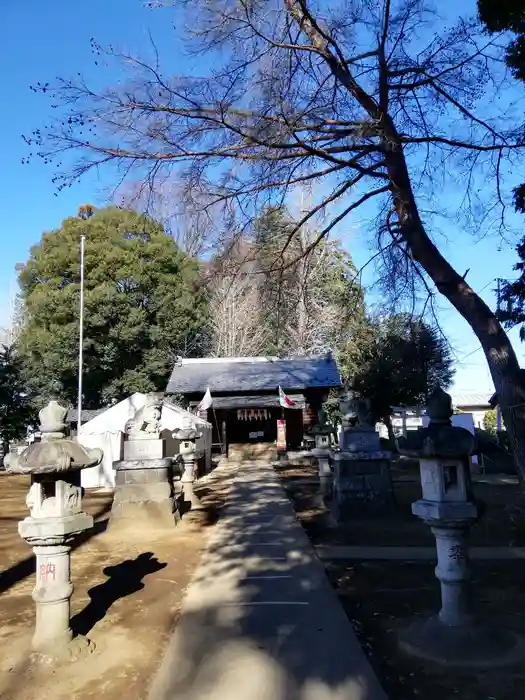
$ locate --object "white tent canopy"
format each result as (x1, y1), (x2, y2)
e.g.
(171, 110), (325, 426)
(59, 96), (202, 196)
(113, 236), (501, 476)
(78, 393), (212, 489)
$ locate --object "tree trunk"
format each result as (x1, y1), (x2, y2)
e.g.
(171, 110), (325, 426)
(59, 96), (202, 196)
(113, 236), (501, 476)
(296, 220), (309, 355)
(386, 144), (525, 485)
(283, 1), (525, 480)
(383, 414), (396, 450)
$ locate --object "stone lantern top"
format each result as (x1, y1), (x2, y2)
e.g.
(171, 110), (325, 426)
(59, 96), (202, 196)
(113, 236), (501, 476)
(173, 416), (202, 442)
(5, 400), (103, 475)
(426, 386), (453, 428)
(39, 400), (68, 439)
(396, 386), (476, 459)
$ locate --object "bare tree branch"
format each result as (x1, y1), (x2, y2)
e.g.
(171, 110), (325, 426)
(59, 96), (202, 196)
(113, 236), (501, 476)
(25, 0), (525, 479)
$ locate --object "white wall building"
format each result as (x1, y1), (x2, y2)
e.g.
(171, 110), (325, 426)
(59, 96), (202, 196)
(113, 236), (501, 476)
(449, 392), (494, 430)
(380, 392), (494, 439)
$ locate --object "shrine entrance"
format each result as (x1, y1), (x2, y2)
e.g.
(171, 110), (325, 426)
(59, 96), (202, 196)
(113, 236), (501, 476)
(210, 405), (304, 454)
(228, 407), (280, 444)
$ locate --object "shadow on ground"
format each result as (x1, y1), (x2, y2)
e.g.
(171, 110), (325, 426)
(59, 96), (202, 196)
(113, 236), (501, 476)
(71, 552), (167, 636)
(0, 498), (113, 595)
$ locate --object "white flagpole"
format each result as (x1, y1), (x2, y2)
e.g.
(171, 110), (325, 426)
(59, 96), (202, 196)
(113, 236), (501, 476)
(77, 235), (86, 434)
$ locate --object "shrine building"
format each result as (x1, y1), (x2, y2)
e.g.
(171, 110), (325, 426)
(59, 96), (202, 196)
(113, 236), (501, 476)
(165, 354), (341, 454)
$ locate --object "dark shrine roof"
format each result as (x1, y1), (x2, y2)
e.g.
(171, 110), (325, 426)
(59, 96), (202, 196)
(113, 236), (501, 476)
(166, 354), (341, 395)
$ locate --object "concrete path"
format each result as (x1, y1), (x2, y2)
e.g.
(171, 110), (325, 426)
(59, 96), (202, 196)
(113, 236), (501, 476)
(148, 461), (387, 700)
(315, 544), (525, 561)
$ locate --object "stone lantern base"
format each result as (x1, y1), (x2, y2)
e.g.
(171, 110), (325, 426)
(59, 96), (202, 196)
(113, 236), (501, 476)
(20, 512), (96, 663)
(332, 450), (393, 518)
(110, 458), (182, 532)
(176, 455), (209, 529)
(400, 616), (523, 668)
(311, 446), (333, 503)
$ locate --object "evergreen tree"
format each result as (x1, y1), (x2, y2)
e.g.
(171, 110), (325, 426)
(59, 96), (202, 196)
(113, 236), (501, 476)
(478, 0), (525, 80)
(353, 315), (455, 442)
(483, 408), (498, 436)
(0, 344), (33, 452)
(16, 207), (210, 408)
(478, 1), (525, 213)
(497, 239), (525, 338)
(253, 206), (303, 355)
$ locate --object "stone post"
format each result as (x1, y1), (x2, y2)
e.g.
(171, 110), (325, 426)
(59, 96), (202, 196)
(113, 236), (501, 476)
(32, 540), (76, 651)
(5, 400), (102, 661)
(431, 524), (472, 627)
(397, 386), (520, 667)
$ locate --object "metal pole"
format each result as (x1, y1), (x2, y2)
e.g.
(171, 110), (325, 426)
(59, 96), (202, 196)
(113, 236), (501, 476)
(77, 235), (86, 434)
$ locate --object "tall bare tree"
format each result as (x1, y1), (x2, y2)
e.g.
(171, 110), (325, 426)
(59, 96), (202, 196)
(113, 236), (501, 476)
(206, 210), (363, 358)
(208, 272), (271, 356)
(27, 0), (525, 479)
(115, 179), (219, 257)
(282, 238), (363, 357)
(206, 235), (272, 356)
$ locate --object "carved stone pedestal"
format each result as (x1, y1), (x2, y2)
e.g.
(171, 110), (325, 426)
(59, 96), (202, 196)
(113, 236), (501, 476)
(110, 395), (181, 532)
(110, 458), (181, 531)
(333, 391), (393, 518)
(332, 450), (393, 517)
(22, 516), (93, 658)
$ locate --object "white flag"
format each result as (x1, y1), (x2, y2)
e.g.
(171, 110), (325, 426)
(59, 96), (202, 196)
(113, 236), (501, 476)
(197, 387), (213, 411)
(278, 385), (297, 408)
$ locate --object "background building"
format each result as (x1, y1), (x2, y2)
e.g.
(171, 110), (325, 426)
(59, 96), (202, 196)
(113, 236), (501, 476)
(166, 354), (341, 454)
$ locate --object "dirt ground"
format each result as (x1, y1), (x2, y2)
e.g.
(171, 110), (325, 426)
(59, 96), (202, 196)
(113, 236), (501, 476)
(0, 471), (230, 700)
(275, 462), (525, 547)
(277, 462), (525, 700)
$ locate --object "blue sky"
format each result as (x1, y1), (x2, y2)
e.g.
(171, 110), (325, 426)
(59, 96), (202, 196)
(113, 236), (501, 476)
(1, 0), (524, 393)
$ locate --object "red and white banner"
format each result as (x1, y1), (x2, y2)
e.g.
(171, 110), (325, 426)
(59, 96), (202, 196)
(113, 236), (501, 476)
(276, 419), (287, 450)
(278, 386), (296, 408)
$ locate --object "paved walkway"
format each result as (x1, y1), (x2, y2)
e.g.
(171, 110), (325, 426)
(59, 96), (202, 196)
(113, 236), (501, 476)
(148, 461), (387, 700)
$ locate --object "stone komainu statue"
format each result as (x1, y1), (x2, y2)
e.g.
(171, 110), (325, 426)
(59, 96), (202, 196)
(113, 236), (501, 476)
(125, 393), (163, 437)
(341, 387), (374, 429)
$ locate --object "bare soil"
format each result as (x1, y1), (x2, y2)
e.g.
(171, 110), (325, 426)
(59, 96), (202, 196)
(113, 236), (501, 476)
(277, 462), (525, 700)
(0, 471), (230, 700)
(275, 462), (525, 547)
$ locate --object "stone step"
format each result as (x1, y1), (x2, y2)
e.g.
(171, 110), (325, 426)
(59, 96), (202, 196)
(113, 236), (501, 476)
(228, 443), (278, 462)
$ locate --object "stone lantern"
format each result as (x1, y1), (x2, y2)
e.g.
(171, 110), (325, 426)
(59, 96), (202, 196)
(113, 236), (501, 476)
(397, 386), (519, 666)
(310, 408), (336, 493)
(173, 417), (204, 513)
(5, 400), (103, 660)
